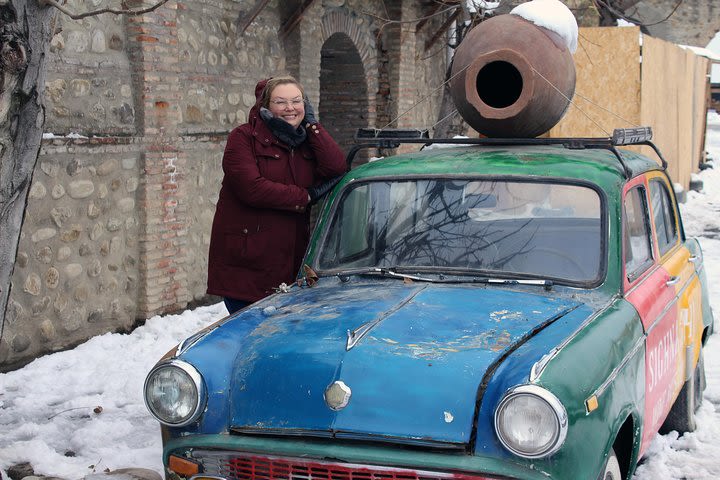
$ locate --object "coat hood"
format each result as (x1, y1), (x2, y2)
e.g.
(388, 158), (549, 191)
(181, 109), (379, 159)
(182, 279), (592, 447)
(248, 78), (269, 126)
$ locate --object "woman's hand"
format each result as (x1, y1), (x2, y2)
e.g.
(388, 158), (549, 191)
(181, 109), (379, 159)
(307, 176), (344, 206)
(303, 97), (318, 125)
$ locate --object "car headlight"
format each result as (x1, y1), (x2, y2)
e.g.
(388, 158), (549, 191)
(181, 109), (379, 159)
(144, 359), (206, 427)
(494, 384), (568, 458)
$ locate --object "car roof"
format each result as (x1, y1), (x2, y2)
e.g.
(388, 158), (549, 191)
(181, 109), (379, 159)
(348, 144), (663, 190)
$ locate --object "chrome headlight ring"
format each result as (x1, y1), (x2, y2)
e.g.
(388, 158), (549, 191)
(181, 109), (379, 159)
(144, 359), (206, 427)
(494, 384), (568, 459)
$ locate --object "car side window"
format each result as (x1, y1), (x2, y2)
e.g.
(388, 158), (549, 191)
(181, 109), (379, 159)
(321, 184), (372, 265)
(649, 178), (678, 256)
(623, 185), (654, 281)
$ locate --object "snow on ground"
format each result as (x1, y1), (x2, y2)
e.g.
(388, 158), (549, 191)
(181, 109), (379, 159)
(0, 304), (227, 478)
(632, 111), (720, 480)
(1, 112), (720, 479)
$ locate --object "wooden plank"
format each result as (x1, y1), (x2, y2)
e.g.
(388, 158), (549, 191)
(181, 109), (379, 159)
(641, 35), (683, 185)
(693, 56), (711, 169)
(548, 27), (642, 139)
(237, 0), (271, 35)
(546, 26), (710, 190)
(279, 0), (316, 40)
(677, 48), (694, 189)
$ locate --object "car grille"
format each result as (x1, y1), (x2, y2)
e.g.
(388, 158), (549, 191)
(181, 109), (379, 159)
(192, 451), (501, 480)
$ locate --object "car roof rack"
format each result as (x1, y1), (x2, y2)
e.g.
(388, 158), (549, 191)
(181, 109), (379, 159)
(345, 127), (667, 179)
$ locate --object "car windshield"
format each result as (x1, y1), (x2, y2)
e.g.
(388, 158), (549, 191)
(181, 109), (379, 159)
(316, 178), (604, 284)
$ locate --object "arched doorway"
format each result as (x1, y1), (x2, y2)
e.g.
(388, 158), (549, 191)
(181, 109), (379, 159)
(319, 32), (369, 166)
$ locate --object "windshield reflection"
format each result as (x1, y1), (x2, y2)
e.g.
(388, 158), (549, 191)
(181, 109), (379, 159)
(317, 178), (603, 284)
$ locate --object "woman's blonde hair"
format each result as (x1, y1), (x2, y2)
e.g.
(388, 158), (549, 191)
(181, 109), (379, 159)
(260, 75), (305, 108)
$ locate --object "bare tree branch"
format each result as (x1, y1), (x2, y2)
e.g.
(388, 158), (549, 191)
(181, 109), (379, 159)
(362, 5), (459, 26)
(38, 0), (170, 20)
(593, 0), (683, 28)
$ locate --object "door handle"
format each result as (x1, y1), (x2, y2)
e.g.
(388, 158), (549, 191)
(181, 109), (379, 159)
(688, 255), (698, 264)
(666, 276), (680, 286)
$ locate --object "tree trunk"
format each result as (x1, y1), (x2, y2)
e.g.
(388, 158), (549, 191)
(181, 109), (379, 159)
(0, 0), (54, 347)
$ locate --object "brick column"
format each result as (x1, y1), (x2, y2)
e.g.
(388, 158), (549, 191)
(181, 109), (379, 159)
(394, 0), (419, 130)
(126, 1), (190, 317)
(381, 0), (419, 154)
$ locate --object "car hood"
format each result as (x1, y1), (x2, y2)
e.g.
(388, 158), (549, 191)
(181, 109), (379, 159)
(190, 280), (584, 446)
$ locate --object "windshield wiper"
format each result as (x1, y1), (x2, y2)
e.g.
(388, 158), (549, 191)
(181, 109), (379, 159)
(464, 277), (554, 290)
(356, 267), (440, 283)
(349, 268), (553, 289)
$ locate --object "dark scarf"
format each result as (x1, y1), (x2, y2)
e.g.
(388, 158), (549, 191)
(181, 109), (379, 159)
(259, 107), (307, 148)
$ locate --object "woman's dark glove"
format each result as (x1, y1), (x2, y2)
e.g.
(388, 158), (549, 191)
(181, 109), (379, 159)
(303, 98), (318, 125)
(307, 176), (343, 206)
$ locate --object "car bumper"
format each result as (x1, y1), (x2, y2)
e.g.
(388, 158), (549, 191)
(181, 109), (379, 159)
(162, 434), (549, 480)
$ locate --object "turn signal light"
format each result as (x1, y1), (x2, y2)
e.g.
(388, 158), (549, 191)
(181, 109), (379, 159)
(169, 455), (200, 477)
(585, 395), (599, 413)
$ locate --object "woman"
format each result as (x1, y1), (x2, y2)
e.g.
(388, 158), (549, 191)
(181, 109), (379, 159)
(207, 76), (347, 313)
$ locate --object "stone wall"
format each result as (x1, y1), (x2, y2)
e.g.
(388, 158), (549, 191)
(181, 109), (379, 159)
(1, 0), (451, 370)
(181, 134), (226, 302)
(635, 0), (719, 47)
(5, 137), (143, 360)
(44, 0), (135, 136)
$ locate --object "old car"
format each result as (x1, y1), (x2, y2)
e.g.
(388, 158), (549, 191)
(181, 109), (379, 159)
(144, 127), (713, 480)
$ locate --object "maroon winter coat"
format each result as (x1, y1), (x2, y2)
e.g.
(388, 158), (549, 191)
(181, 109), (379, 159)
(207, 80), (346, 302)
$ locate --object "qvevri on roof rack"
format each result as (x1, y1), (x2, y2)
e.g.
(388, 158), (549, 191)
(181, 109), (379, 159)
(341, 11), (668, 178)
(346, 126), (667, 179)
(343, 11), (667, 178)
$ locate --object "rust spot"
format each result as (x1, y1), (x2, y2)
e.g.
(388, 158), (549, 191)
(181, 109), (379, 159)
(155, 101), (170, 109)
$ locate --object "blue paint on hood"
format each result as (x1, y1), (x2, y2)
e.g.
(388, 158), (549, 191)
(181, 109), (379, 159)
(182, 278), (583, 445)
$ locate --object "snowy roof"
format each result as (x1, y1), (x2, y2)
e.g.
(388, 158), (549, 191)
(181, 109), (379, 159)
(681, 45), (720, 63)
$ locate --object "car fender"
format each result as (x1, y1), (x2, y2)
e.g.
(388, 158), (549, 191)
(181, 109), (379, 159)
(478, 295), (645, 479)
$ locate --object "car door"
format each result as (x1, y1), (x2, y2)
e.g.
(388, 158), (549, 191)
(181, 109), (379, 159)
(621, 175), (682, 454)
(646, 173), (704, 404)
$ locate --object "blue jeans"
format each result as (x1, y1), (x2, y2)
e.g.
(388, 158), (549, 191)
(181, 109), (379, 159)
(224, 297), (250, 314)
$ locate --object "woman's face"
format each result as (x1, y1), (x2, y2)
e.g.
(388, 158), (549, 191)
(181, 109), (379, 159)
(268, 83), (305, 128)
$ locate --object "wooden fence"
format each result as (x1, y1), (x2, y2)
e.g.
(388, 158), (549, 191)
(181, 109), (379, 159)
(548, 27), (711, 189)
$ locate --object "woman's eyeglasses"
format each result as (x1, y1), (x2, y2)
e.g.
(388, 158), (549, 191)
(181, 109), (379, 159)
(270, 98), (303, 108)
